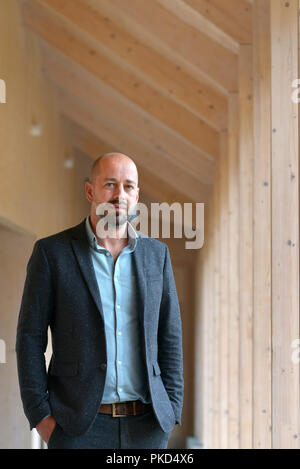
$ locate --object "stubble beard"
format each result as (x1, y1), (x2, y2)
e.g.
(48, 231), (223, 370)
(95, 200), (130, 228)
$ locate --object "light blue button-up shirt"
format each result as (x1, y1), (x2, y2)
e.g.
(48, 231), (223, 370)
(85, 216), (150, 404)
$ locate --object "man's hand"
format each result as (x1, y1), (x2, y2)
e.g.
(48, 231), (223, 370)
(36, 416), (57, 444)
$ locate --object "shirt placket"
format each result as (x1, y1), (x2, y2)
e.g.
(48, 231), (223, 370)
(114, 255), (123, 401)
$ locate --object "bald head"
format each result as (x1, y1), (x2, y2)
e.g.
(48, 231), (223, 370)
(90, 153), (138, 185)
(85, 152), (140, 229)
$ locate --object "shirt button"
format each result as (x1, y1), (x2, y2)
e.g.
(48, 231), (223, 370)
(118, 360), (122, 365)
(100, 363), (107, 371)
(115, 278), (119, 283)
(105, 252), (110, 257)
(119, 388), (123, 392)
(116, 305), (120, 309)
(118, 331), (122, 336)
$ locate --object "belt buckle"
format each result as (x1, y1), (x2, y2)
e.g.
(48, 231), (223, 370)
(112, 403), (127, 418)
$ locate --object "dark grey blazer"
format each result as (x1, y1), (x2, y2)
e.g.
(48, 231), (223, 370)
(16, 218), (184, 437)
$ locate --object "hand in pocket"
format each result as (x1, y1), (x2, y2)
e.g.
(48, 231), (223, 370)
(36, 416), (57, 444)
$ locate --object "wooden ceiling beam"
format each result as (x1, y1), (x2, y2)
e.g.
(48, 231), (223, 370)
(109, 0), (238, 91)
(61, 117), (194, 206)
(157, 0), (239, 53)
(22, 0), (220, 158)
(40, 0), (227, 131)
(62, 117), (112, 159)
(86, 0), (228, 96)
(57, 89), (212, 205)
(182, 0), (253, 45)
(42, 46), (216, 184)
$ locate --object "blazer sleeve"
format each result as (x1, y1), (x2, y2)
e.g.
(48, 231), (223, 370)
(157, 245), (184, 426)
(16, 240), (53, 430)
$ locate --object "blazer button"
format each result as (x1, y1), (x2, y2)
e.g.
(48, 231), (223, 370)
(100, 363), (107, 371)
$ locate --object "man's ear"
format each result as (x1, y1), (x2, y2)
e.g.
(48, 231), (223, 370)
(85, 180), (94, 203)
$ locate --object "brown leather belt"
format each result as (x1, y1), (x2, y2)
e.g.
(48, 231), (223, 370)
(98, 400), (151, 417)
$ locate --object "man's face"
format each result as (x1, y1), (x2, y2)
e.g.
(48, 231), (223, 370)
(86, 155), (139, 228)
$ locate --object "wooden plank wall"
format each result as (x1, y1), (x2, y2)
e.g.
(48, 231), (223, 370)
(195, 0), (300, 449)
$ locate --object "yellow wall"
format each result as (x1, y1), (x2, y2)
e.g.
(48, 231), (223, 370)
(0, 0), (80, 238)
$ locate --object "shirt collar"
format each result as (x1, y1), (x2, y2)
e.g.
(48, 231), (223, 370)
(85, 216), (138, 253)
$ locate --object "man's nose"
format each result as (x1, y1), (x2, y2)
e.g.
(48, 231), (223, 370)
(114, 183), (126, 200)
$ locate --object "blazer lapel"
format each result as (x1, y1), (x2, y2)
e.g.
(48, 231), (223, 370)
(132, 239), (147, 334)
(70, 219), (104, 321)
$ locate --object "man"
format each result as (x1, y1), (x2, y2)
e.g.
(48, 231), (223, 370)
(16, 153), (183, 449)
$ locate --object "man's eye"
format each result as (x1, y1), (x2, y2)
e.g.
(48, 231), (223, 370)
(126, 185), (134, 189)
(106, 183), (114, 187)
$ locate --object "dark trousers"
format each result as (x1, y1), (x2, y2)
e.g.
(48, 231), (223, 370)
(47, 406), (172, 449)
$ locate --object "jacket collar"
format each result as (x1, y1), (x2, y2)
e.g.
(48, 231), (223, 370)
(85, 216), (138, 253)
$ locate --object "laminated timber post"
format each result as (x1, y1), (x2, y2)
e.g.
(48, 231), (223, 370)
(239, 42), (254, 449)
(270, 0), (300, 449)
(253, 0), (272, 450)
(253, 0), (300, 449)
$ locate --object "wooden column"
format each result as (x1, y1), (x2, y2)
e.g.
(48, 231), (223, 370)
(270, 0), (300, 448)
(253, 0), (272, 449)
(205, 202), (216, 449)
(194, 200), (213, 448)
(238, 44), (254, 449)
(227, 93), (240, 449)
(219, 130), (229, 448)
(212, 159), (221, 449)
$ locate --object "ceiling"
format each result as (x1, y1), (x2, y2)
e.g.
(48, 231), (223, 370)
(21, 0), (253, 205)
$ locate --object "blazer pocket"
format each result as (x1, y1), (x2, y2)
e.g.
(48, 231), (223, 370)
(153, 361), (161, 376)
(49, 361), (78, 377)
